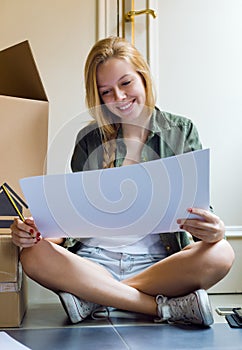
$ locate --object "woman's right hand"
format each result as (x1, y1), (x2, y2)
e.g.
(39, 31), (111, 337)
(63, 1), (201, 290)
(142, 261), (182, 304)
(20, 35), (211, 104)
(10, 217), (41, 248)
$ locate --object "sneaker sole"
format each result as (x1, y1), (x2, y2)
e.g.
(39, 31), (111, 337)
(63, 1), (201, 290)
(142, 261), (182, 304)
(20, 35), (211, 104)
(195, 289), (214, 326)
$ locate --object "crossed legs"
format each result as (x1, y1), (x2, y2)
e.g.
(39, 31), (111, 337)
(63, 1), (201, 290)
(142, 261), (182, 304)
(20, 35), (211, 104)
(20, 238), (234, 317)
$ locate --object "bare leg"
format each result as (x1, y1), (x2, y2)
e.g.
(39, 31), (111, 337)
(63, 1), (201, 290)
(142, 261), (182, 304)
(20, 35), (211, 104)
(20, 239), (234, 317)
(20, 240), (157, 316)
(123, 239), (234, 297)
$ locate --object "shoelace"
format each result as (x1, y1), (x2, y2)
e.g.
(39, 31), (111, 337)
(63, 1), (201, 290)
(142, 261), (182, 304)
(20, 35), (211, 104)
(167, 294), (201, 323)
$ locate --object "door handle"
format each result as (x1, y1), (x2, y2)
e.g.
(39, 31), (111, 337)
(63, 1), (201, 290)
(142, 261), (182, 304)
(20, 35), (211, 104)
(125, 9), (157, 22)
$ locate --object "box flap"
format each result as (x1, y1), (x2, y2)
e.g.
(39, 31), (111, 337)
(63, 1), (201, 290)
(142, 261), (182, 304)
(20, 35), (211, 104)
(0, 40), (47, 101)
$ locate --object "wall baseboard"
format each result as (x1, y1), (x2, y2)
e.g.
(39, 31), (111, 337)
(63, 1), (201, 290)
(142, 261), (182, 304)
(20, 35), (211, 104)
(225, 226), (242, 238)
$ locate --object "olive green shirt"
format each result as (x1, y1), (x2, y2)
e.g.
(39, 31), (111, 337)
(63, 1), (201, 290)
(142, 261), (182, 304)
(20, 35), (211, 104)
(67, 107), (202, 255)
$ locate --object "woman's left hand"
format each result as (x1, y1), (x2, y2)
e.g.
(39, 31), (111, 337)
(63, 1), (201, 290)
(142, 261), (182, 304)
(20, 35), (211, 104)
(177, 207), (225, 243)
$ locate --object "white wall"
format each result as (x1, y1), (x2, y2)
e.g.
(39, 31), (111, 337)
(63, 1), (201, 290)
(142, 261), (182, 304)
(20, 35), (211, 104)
(0, 0), (96, 175)
(155, 0), (242, 226)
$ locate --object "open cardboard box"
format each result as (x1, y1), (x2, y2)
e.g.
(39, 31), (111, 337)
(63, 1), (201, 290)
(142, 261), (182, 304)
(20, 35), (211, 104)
(0, 40), (48, 212)
(0, 40), (48, 326)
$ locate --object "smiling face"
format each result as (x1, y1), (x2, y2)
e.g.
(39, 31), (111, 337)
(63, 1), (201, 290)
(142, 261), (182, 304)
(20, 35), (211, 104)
(97, 58), (147, 122)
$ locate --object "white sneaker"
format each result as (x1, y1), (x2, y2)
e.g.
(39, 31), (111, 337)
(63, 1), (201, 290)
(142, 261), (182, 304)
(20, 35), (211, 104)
(58, 292), (108, 324)
(156, 289), (214, 326)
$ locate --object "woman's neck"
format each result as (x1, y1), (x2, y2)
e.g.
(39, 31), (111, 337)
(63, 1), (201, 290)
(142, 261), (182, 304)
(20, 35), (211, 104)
(122, 114), (151, 142)
(121, 115), (151, 166)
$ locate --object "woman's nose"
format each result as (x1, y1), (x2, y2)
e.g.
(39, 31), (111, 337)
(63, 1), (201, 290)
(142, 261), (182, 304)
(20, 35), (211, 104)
(113, 87), (126, 100)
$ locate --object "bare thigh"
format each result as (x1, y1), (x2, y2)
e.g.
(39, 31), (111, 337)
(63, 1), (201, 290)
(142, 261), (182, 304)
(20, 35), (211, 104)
(20, 239), (114, 292)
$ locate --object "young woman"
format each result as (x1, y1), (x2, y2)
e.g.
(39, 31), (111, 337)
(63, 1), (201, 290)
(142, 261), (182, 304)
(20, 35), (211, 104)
(11, 36), (234, 326)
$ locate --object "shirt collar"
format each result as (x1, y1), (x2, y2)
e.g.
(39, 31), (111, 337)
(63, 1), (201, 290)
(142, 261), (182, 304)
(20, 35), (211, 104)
(149, 107), (171, 134)
(117, 107), (171, 140)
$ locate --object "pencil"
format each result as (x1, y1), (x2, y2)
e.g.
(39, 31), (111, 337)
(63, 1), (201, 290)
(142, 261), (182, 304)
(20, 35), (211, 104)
(1, 184), (25, 222)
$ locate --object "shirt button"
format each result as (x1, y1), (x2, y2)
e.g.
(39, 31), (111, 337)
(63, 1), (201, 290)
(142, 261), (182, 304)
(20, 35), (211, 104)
(165, 245), (171, 251)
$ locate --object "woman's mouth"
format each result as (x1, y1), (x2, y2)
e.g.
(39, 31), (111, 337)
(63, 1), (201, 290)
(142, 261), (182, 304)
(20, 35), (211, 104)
(117, 100), (135, 112)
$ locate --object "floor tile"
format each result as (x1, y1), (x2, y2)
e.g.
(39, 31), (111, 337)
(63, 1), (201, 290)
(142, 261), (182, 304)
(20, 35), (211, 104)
(19, 303), (110, 330)
(7, 327), (129, 350)
(115, 323), (242, 350)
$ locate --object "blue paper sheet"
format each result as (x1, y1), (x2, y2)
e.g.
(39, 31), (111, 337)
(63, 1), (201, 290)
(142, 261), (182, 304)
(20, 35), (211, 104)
(20, 149), (209, 241)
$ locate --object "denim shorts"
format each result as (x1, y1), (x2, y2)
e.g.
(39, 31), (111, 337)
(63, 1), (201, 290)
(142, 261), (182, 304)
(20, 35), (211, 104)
(75, 244), (166, 281)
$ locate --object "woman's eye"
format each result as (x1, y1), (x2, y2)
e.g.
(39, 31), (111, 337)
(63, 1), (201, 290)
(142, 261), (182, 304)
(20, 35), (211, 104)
(122, 80), (131, 86)
(101, 90), (110, 96)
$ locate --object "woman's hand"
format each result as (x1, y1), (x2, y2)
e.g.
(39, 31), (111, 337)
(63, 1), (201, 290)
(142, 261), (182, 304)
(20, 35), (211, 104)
(10, 217), (41, 248)
(177, 208), (225, 243)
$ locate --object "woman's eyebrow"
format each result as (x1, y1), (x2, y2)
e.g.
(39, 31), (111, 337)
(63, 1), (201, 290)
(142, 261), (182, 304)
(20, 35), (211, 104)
(98, 74), (132, 88)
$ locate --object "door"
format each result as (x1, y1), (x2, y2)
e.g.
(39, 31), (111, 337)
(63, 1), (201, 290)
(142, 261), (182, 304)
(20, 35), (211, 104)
(97, 0), (159, 88)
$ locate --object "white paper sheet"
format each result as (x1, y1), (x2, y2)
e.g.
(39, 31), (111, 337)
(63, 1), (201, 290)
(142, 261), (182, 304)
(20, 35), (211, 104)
(0, 332), (31, 350)
(20, 149), (209, 241)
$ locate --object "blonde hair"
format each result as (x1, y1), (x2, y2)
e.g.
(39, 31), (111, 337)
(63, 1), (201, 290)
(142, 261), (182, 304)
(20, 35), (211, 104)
(84, 36), (156, 167)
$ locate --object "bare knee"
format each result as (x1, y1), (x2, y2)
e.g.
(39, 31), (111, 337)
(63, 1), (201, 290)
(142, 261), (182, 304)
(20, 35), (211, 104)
(20, 247), (37, 278)
(198, 239), (235, 289)
(183, 239), (234, 290)
(210, 239), (234, 273)
(20, 240), (49, 279)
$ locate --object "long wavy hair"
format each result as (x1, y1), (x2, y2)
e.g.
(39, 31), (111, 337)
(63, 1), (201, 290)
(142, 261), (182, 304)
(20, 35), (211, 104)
(84, 36), (156, 167)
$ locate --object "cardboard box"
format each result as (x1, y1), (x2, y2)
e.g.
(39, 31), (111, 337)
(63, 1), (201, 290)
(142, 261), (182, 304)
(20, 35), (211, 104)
(0, 40), (48, 326)
(0, 269), (27, 328)
(0, 40), (48, 220)
(0, 235), (18, 283)
(0, 235), (27, 327)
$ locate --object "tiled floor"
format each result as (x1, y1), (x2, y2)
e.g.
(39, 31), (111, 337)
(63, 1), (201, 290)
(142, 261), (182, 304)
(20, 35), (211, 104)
(2, 293), (242, 349)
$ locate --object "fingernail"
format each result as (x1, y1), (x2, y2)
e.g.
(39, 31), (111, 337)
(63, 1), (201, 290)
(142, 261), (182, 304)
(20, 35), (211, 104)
(37, 237), (41, 242)
(37, 232), (41, 238)
(29, 229), (34, 234)
(187, 208), (193, 213)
